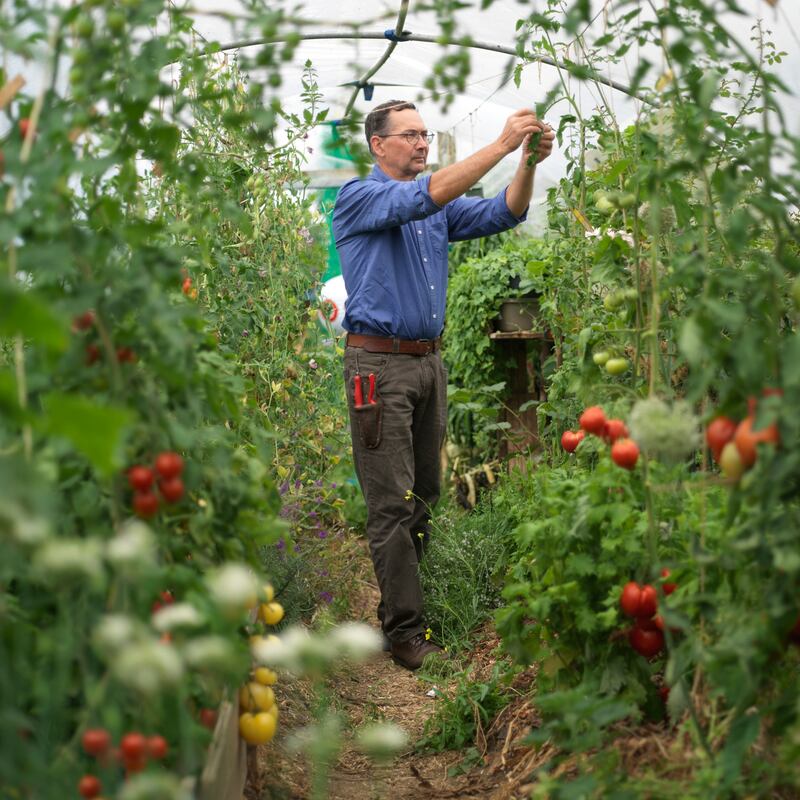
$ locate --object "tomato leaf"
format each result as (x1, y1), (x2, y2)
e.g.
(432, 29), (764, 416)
(39, 393), (133, 476)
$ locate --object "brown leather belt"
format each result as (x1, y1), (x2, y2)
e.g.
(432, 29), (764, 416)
(345, 332), (441, 356)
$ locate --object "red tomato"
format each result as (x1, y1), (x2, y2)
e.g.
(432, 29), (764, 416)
(579, 406), (606, 436)
(158, 476), (184, 503)
(19, 118), (31, 139)
(133, 491), (159, 518)
(560, 430), (583, 453)
(85, 343), (101, 365)
(603, 418), (628, 444)
(638, 584), (657, 617)
(120, 732), (147, 762)
(128, 465), (155, 492)
(789, 615), (800, 646)
(147, 734), (168, 760)
(78, 775), (102, 799)
(706, 416), (737, 462)
(619, 582), (642, 617)
(628, 626), (664, 658)
(81, 728), (111, 758)
(734, 413), (779, 468)
(659, 685), (670, 704)
(155, 451), (184, 480)
(199, 708), (218, 730)
(634, 614), (659, 631)
(611, 438), (639, 470)
(182, 277), (194, 295)
(151, 590), (175, 614)
(620, 582), (657, 618)
(72, 310), (96, 332)
(660, 567), (677, 595)
(116, 346), (137, 363)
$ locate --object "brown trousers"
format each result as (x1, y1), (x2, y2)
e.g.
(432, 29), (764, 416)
(343, 346), (447, 643)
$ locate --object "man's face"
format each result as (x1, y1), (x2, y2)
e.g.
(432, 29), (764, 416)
(370, 108), (430, 181)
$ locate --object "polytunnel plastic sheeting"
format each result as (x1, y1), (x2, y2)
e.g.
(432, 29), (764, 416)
(184, 0), (800, 222)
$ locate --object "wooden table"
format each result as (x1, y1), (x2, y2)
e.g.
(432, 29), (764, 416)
(489, 330), (554, 464)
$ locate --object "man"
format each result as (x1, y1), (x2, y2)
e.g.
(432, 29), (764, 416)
(332, 100), (554, 670)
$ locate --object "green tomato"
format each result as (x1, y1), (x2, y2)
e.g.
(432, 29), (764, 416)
(603, 291), (624, 311)
(596, 196), (615, 215)
(592, 350), (610, 366)
(605, 357), (629, 376)
(107, 10), (126, 35)
(75, 14), (95, 38)
(618, 192), (636, 209)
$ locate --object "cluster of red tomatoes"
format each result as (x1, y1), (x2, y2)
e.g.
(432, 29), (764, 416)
(78, 728), (168, 796)
(706, 391), (781, 480)
(128, 452), (185, 517)
(561, 406), (639, 470)
(72, 310), (137, 365)
(181, 275), (198, 300)
(619, 569), (677, 658)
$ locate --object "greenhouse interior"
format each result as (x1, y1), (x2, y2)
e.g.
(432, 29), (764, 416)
(2, 0), (800, 798)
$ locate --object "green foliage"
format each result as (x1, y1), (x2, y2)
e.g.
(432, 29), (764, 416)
(420, 490), (520, 651)
(417, 664), (510, 752)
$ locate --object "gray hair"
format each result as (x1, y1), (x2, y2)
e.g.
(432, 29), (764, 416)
(364, 100), (417, 155)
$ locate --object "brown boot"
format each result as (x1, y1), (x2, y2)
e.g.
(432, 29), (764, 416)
(390, 633), (446, 670)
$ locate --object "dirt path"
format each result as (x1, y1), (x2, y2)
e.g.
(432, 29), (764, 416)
(245, 543), (538, 799)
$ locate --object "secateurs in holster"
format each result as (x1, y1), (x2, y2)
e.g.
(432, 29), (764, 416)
(351, 372), (382, 448)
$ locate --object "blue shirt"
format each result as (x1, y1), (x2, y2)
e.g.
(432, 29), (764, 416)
(332, 164), (526, 340)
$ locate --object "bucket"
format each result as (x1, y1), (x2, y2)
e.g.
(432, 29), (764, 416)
(496, 297), (541, 332)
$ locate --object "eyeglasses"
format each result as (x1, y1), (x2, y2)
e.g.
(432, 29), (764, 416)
(379, 131), (435, 145)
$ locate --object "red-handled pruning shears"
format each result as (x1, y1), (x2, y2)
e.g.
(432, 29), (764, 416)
(353, 373), (377, 408)
(353, 374), (364, 407)
(367, 373), (377, 405)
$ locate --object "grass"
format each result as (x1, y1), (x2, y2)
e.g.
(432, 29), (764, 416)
(420, 491), (519, 653)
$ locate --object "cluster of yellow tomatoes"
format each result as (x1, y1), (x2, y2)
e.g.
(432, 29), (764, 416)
(239, 582), (285, 746)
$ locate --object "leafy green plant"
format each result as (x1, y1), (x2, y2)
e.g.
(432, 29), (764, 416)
(417, 664), (510, 752)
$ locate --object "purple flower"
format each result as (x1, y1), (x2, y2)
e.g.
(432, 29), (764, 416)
(314, 479), (323, 488)
(330, 482), (337, 489)
(294, 479), (302, 490)
(279, 482), (289, 495)
(275, 540), (285, 550)
(317, 529), (329, 539)
(320, 591), (333, 604)
(318, 569), (329, 577)
(293, 544), (301, 553)
(308, 510), (318, 519)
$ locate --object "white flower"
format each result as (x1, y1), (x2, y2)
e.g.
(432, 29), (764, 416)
(152, 603), (204, 632)
(355, 722), (408, 761)
(33, 538), (104, 583)
(93, 614), (144, 656)
(118, 774), (192, 800)
(107, 521), (156, 571)
(1, 504), (50, 545)
(206, 563), (259, 612)
(113, 639), (183, 695)
(182, 635), (237, 671)
(328, 623), (382, 661)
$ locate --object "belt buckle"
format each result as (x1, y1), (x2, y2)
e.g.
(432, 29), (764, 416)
(418, 338), (431, 354)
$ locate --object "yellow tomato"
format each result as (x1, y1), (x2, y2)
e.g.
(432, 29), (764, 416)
(266, 702), (279, 722)
(238, 711), (277, 745)
(263, 583), (275, 602)
(259, 602), (284, 626)
(239, 682), (275, 712)
(253, 667), (278, 686)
